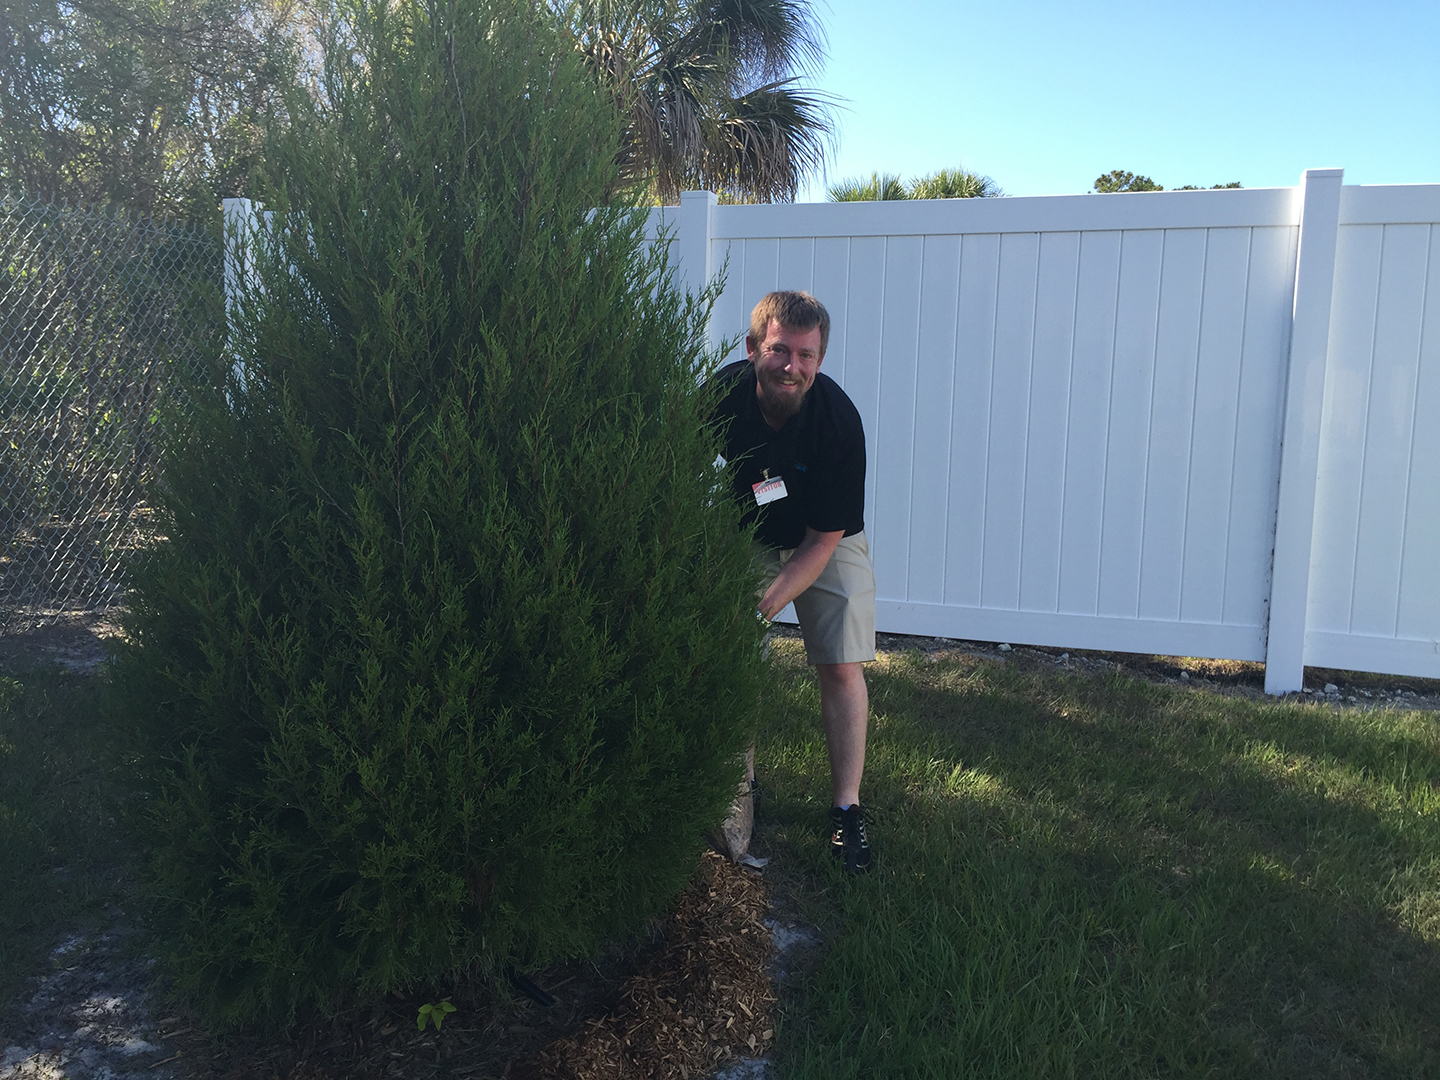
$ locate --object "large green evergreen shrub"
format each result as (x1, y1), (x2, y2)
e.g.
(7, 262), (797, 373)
(111, 0), (764, 1028)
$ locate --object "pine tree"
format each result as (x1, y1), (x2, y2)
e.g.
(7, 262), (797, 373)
(112, 0), (764, 1028)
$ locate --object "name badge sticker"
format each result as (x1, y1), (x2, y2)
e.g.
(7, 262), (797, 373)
(752, 476), (788, 506)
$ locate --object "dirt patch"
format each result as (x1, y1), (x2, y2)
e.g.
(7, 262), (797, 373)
(1, 904), (175, 1080)
(0, 613), (122, 676)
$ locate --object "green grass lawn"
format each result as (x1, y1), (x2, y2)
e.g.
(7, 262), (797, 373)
(757, 642), (1440, 1080)
(0, 665), (132, 1007)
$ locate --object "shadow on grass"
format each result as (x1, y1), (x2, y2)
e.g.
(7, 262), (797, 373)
(0, 662), (133, 1009)
(758, 645), (1440, 1080)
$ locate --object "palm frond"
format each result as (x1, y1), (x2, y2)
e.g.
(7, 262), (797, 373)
(705, 78), (833, 203)
(685, 0), (826, 87)
(828, 171), (906, 202)
(907, 167), (1001, 199)
(552, 0), (834, 202)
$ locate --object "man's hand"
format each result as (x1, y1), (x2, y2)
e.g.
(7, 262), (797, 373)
(758, 527), (844, 620)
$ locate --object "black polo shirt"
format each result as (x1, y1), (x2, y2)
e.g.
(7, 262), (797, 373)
(709, 361), (866, 550)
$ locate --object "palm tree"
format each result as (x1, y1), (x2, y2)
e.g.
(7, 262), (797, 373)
(908, 167), (1001, 199)
(828, 167), (1002, 202)
(827, 171), (906, 202)
(554, 0), (835, 203)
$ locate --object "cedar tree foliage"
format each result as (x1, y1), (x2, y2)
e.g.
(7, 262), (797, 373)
(111, 0), (765, 1028)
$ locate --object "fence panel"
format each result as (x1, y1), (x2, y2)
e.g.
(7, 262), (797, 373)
(1305, 186), (1440, 678)
(698, 191), (1302, 659)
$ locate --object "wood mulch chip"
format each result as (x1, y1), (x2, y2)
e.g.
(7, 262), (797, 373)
(509, 851), (775, 1080)
(176, 851), (773, 1080)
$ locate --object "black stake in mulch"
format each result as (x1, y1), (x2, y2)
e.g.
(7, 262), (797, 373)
(505, 966), (556, 1008)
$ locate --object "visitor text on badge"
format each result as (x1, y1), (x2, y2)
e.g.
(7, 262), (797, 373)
(752, 476), (788, 506)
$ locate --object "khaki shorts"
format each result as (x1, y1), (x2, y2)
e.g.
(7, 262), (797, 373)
(757, 531), (876, 666)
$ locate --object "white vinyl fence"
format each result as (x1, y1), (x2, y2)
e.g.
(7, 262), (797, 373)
(1304, 185), (1440, 683)
(646, 171), (1440, 692)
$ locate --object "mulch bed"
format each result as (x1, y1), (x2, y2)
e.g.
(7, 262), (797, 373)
(510, 852), (775, 1080)
(175, 852), (773, 1080)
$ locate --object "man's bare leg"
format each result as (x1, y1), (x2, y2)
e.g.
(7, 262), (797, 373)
(816, 661), (868, 807)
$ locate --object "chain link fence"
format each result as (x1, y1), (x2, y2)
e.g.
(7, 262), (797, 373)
(1, 199), (224, 634)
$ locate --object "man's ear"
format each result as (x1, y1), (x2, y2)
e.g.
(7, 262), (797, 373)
(745, 335), (758, 361)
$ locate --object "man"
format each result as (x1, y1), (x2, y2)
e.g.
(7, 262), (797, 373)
(710, 291), (876, 873)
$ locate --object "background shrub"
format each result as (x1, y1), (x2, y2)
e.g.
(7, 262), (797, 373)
(111, 0), (764, 1028)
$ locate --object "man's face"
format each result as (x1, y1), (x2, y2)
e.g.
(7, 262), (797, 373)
(748, 318), (825, 425)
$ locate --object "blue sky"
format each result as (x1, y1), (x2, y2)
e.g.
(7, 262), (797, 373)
(795, 0), (1440, 200)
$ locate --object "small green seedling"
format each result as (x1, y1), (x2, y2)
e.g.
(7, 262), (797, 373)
(417, 1000), (456, 1031)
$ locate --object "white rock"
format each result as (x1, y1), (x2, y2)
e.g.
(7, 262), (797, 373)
(714, 1059), (769, 1079)
(1324, 683), (1339, 695)
(997, 643), (1012, 652)
(764, 919), (818, 954)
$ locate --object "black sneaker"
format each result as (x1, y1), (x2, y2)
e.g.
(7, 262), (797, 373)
(829, 804), (872, 873)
